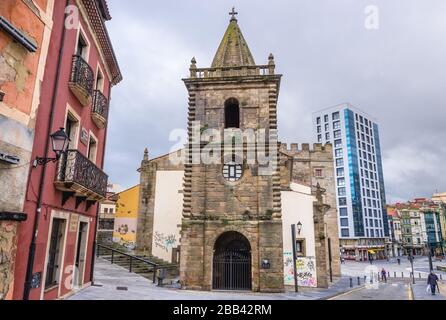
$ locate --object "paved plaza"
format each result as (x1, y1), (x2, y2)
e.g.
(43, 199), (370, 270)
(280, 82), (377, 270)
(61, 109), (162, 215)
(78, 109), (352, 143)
(68, 257), (446, 300)
(341, 257), (446, 278)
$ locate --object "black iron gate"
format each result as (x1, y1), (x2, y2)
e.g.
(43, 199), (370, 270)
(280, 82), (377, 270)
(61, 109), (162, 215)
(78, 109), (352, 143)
(213, 250), (252, 290)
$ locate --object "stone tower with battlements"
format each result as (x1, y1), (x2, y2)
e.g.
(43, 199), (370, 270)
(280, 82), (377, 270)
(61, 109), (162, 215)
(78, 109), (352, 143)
(279, 143), (341, 280)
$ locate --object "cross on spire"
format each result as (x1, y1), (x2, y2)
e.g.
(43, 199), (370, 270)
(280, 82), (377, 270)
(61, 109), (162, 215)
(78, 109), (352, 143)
(229, 7), (238, 21)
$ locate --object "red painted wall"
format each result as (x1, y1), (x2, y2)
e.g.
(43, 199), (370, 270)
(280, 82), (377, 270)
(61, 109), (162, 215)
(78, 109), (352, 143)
(13, 0), (114, 300)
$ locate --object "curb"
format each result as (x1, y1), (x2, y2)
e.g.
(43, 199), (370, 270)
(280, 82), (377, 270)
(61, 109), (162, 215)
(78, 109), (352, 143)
(408, 282), (414, 300)
(321, 285), (367, 300)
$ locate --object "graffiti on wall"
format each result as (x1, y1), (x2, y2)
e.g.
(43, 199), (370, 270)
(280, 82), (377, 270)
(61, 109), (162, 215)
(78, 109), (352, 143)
(283, 252), (317, 288)
(154, 231), (177, 253)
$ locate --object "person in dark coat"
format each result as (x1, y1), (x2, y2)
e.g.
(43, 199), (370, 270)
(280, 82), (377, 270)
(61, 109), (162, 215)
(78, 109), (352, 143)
(381, 268), (387, 282)
(427, 271), (439, 295)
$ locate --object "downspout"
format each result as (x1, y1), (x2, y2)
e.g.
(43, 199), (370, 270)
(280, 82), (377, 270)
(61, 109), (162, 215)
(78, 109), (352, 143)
(23, 0), (71, 300)
(90, 88), (111, 284)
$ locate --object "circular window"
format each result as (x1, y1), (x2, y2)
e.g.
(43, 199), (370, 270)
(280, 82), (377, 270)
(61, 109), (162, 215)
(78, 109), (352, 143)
(223, 162), (243, 182)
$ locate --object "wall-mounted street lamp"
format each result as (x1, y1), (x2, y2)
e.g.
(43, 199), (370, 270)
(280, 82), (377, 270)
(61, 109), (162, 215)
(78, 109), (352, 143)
(34, 128), (70, 166)
(297, 221), (303, 235)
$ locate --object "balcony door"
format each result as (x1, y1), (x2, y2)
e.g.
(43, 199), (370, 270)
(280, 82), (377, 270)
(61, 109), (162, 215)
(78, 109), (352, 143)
(76, 32), (88, 60)
(74, 221), (89, 287)
(65, 110), (80, 150)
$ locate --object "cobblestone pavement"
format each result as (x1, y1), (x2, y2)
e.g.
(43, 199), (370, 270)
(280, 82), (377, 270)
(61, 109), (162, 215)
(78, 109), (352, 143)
(68, 258), (357, 300)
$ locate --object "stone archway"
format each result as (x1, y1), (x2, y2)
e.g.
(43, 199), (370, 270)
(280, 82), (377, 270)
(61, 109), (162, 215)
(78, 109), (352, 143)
(212, 231), (252, 290)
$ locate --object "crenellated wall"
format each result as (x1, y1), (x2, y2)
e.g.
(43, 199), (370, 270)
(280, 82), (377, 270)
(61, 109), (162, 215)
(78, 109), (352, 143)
(279, 142), (341, 278)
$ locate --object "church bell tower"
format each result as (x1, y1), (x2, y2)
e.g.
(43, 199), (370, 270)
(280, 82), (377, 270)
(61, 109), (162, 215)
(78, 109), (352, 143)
(179, 9), (284, 292)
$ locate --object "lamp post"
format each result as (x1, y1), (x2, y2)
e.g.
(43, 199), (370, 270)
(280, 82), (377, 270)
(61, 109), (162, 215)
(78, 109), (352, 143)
(297, 221), (303, 235)
(291, 224), (299, 293)
(33, 128), (70, 166)
(428, 245), (434, 273)
(408, 251), (415, 284)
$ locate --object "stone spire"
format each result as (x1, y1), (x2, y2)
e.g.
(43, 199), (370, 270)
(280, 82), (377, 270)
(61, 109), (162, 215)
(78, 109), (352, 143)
(211, 9), (256, 68)
(143, 148), (149, 161)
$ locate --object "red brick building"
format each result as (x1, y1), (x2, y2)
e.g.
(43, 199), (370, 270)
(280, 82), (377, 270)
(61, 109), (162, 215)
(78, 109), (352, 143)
(12, 0), (121, 300)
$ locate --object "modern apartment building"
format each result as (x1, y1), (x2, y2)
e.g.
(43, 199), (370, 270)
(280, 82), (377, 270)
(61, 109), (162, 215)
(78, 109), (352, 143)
(313, 103), (389, 261)
(387, 199), (444, 257)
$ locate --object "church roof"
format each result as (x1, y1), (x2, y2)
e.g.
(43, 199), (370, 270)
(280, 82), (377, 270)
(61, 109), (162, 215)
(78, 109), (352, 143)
(211, 16), (256, 68)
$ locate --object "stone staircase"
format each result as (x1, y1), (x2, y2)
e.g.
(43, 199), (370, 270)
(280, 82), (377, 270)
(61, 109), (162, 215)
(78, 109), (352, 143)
(99, 252), (179, 283)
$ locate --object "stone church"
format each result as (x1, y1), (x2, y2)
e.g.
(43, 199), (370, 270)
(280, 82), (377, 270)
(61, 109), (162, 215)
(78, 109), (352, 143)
(136, 12), (340, 292)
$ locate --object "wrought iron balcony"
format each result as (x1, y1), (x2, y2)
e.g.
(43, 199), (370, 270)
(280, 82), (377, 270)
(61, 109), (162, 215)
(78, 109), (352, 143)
(91, 90), (109, 129)
(54, 150), (108, 201)
(68, 55), (94, 106)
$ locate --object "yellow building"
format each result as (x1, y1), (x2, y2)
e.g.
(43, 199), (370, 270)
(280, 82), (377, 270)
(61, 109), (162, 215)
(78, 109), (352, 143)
(113, 185), (140, 249)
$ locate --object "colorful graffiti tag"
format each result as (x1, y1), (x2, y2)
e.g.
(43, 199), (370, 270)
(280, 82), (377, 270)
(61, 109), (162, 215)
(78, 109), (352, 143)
(154, 231), (177, 253)
(283, 252), (317, 287)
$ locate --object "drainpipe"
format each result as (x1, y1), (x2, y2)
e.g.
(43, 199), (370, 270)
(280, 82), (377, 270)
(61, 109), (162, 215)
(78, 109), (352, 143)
(23, 0), (70, 300)
(90, 88), (111, 284)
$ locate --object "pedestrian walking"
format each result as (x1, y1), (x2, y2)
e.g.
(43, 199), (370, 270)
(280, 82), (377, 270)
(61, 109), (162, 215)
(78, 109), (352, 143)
(427, 271), (439, 295)
(381, 268), (387, 283)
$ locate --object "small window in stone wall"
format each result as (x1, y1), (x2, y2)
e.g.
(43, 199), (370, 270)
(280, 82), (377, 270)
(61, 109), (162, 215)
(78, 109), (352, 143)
(295, 239), (306, 257)
(314, 168), (324, 178)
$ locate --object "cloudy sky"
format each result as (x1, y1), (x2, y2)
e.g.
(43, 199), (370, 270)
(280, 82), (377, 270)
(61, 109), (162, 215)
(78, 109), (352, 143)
(104, 0), (446, 203)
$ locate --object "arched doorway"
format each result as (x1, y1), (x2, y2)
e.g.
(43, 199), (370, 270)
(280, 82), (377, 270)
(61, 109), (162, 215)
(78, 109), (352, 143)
(212, 231), (252, 290)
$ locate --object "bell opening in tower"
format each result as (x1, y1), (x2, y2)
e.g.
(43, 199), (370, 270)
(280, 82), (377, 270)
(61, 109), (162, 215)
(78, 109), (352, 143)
(224, 98), (240, 129)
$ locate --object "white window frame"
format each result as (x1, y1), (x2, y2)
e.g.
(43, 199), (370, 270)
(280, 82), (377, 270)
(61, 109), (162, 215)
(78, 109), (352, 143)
(87, 130), (99, 164)
(40, 210), (70, 300)
(71, 215), (91, 290)
(74, 23), (91, 62)
(64, 104), (81, 150)
(95, 63), (105, 93)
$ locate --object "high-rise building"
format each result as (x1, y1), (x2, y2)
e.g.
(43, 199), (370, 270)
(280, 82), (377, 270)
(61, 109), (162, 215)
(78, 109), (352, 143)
(313, 103), (389, 261)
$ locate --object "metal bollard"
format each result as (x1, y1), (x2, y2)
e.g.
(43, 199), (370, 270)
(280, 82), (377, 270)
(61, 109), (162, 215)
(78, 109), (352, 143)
(388, 272), (390, 278)
(402, 272), (404, 278)
(441, 274), (443, 280)
(357, 277), (360, 286)
(394, 272), (397, 278)
(350, 278), (353, 288)
(419, 273), (421, 279)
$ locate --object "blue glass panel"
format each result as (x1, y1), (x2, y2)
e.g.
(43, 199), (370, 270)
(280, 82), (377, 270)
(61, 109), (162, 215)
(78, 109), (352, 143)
(373, 123), (389, 237)
(345, 109), (364, 236)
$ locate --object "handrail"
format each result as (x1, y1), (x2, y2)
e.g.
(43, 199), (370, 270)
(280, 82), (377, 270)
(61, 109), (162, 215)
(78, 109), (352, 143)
(97, 244), (157, 266)
(97, 244), (159, 283)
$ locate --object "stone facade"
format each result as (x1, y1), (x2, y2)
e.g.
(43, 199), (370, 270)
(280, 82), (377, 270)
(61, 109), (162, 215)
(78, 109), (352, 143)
(179, 16), (284, 292)
(280, 143), (341, 278)
(136, 149), (185, 256)
(136, 14), (340, 292)
(0, 0), (54, 300)
(0, 221), (19, 300)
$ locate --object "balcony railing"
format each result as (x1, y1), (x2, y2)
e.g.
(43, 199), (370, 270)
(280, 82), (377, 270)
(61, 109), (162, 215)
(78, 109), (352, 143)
(91, 90), (109, 129)
(68, 55), (94, 106)
(55, 150), (108, 201)
(190, 65), (275, 79)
